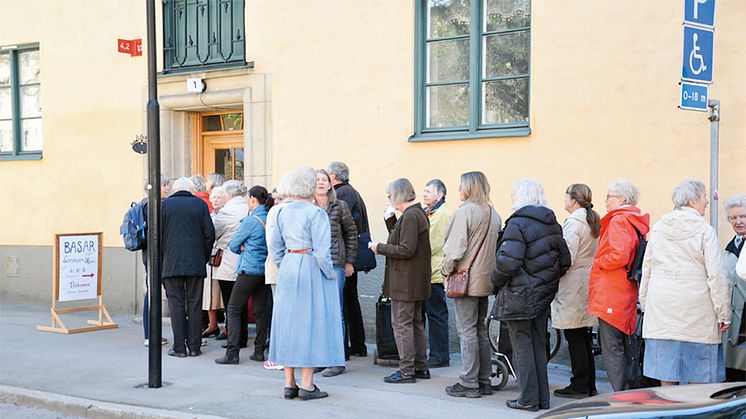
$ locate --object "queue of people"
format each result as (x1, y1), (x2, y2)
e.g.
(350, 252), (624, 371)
(147, 164), (741, 409)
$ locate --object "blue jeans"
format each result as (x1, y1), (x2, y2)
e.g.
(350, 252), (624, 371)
(334, 267), (346, 339)
(424, 283), (450, 364)
(143, 275), (149, 339)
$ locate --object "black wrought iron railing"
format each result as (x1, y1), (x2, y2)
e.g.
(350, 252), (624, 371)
(162, 0), (246, 73)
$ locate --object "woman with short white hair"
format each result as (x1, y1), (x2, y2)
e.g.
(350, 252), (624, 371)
(640, 179), (731, 385)
(268, 167), (344, 400)
(492, 179), (570, 411)
(201, 185), (228, 338)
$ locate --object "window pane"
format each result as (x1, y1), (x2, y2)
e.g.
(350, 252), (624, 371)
(428, 0), (470, 39)
(483, 32), (529, 78)
(202, 115), (222, 131)
(0, 120), (12, 152)
(21, 85), (41, 117)
(221, 113), (242, 131)
(484, 0), (531, 32)
(234, 148), (244, 180)
(426, 84), (469, 128)
(428, 39), (470, 83)
(20, 50), (40, 84)
(0, 54), (9, 86)
(482, 79), (529, 124)
(0, 88), (11, 119)
(21, 118), (43, 151)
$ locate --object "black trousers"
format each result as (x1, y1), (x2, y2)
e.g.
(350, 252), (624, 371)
(219, 279), (248, 346)
(564, 327), (597, 394)
(163, 276), (203, 353)
(226, 274), (269, 357)
(344, 272), (367, 354)
(505, 308), (550, 408)
(598, 318), (630, 392)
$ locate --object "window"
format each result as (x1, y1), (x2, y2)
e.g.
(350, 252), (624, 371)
(0, 45), (42, 160)
(412, 0), (530, 141)
(162, 0), (247, 74)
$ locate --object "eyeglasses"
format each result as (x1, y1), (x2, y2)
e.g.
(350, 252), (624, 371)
(605, 194), (620, 201)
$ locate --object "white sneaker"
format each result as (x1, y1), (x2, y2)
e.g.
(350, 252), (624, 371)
(263, 360), (284, 370)
(144, 338), (169, 347)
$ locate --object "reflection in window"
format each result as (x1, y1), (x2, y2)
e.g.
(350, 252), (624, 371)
(1, 46), (42, 158)
(214, 147), (244, 180)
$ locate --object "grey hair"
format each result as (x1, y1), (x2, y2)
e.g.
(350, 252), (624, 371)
(512, 178), (547, 210)
(723, 193), (746, 218)
(327, 161), (350, 182)
(426, 179), (447, 197)
(280, 167), (317, 199)
(206, 173), (225, 191)
(607, 179), (640, 206)
(160, 174), (170, 186)
(387, 178), (417, 205)
(210, 185), (225, 199)
(672, 179), (706, 209)
(190, 175), (207, 192)
(173, 177), (194, 193)
(223, 180), (247, 198)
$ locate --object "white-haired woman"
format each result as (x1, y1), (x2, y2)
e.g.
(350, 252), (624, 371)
(492, 179), (570, 412)
(268, 167), (344, 400)
(722, 194), (746, 379)
(640, 180), (731, 385)
(201, 185), (227, 338)
(588, 179), (650, 392)
(441, 172), (501, 398)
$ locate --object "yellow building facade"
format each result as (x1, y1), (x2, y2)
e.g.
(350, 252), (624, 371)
(1, 0), (744, 312)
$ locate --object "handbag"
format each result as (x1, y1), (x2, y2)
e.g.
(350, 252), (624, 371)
(209, 249), (223, 267)
(446, 208), (492, 298)
(354, 231), (377, 272)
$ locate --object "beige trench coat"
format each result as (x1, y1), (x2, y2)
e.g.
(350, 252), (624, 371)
(551, 208), (598, 329)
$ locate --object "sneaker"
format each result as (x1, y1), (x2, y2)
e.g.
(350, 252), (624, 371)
(478, 382), (494, 396)
(321, 366), (346, 377)
(445, 383), (480, 398)
(383, 370), (416, 384)
(264, 361), (284, 370)
(144, 338), (168, 347)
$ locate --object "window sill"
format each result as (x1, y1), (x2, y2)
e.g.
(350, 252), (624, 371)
(408, 127), (530, 142)
(159, 61), (255, 77)
(0, 153), (42, 161)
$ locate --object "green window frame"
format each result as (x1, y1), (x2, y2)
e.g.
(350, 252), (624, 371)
(162, 0), (248, 74)
(0, 44), (42, 161)
(411, 0), (531, 142)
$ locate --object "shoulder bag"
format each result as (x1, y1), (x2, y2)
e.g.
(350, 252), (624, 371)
(446, 208), (492, 298)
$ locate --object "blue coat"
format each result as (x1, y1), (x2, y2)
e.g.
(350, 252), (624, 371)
(229, 204), (268, 276)
(161, 190), (215, 278)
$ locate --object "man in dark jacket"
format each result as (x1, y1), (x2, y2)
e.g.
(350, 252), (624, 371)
(328, 161), (369, 357)
(161, 177), (215, 357)
(491, 180), (571, 412)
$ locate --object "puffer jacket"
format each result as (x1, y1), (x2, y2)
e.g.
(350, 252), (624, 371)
(325, 199), (358, 268)
(491, 205), (571, 320)
(229, 204), (268, 276)
(211, 196), (249, 281)
(640, 207), (730, 344)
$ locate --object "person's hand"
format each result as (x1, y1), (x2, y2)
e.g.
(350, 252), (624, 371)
(719, 322), (730, 332)
(239, 245), (244, 252)
(384, 203), (395, 219)
(344, 263), (355, 277)
(368, 241), (379, 253)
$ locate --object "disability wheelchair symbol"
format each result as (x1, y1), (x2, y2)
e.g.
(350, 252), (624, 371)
(689, 33), (707, 75)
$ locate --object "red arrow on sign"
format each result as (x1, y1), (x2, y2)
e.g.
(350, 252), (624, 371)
(82, 273), (94, 278)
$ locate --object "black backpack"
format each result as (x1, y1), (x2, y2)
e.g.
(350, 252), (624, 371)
(626, 226), (647, 284)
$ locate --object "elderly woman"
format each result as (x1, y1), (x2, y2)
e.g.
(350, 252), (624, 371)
(551, 184), (600, 399)
(315, 169), (357, 377)
(441, 172), (501, 398)
(588, 179), (649, 392)
(370, 178), (431, 384)
(201, 185), (227, 338)
(268, 167), (344, 400)
(492, 179), (570, 412)
(191, 174), (213, 213)
(212, 182), (249, 343)
(723, 194), (746, 380)
(640, 180), (731, 385)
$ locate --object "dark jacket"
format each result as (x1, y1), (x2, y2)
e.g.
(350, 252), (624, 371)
(161, 190), (215, 278)
(378, 203), (431, 302)
(334, 181), (370, 234)
(491, 205), (571, 320)
(325, 200), (358, 268)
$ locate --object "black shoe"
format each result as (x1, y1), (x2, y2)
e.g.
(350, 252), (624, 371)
(249, 352), (265, 362)
(428, 360), (450, 368)
(554, 385), (592, 399)
(167, 349), (187, 358)
(215, 355), (239, 365)
(313, 367), (326, 374)
(384, 370), (416, 384)
(445, 383), (480, 398)
(298, 385), (328, 400)
(188, 350), (201, 357)
(284, 387), (299, 400)
(506, 399), (539, 412)
(478, 383), (494, 396)
(321, 366), (345, 377)
(414, 369), (430, 379)
(215, 332), (227, 340)
(202, 328), (220, 338)
(350, 348), (368, 357)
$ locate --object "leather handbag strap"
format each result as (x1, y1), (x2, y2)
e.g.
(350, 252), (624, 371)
(463, 207), (492, 271)
(252, 214), (266, 229)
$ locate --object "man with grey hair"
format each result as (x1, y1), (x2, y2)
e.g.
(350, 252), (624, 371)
(328, 161), (371, 358)
(723, 193), (746, 380)
(161, 176), (215, 357)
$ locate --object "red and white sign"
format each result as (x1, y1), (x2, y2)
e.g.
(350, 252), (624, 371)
(118, 38), (142, 57)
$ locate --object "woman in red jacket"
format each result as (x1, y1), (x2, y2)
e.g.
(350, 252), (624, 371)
(588, 179), (649, 392)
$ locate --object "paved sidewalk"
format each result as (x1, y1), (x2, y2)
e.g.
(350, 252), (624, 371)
(0, 302), (612, 418)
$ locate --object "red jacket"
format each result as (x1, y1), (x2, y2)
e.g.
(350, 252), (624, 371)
(588, 206), (650, 335)
(194, 191), (214, 213)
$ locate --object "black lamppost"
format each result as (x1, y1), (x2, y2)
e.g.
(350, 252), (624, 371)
(145, 0), (163, 389)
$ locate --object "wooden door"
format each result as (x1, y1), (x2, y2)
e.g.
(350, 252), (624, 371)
(194, 111), (244, 180)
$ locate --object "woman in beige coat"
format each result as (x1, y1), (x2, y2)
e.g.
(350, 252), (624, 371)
(551, 184), (599, 399)
(640, 180), (731, 385)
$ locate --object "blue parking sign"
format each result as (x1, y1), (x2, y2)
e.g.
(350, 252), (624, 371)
(680, 82), (708, 112)
(684, 0), (715, 28)
(682, 25), (714, 84)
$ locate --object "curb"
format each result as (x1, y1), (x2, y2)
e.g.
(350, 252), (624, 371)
(0, 385), (228, 419)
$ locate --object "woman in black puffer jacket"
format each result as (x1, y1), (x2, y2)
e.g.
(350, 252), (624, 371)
(492, 179), (571, 412)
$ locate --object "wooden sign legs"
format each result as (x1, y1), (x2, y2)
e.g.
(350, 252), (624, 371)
(37, 295), (118, 334)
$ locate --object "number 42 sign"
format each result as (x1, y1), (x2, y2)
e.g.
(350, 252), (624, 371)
(118, 39), (142, 57)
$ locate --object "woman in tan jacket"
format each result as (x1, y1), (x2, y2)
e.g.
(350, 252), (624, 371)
(640, 180), (731, 385)
(551, 184), (599, 399)
(441, 171), (502, 398)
